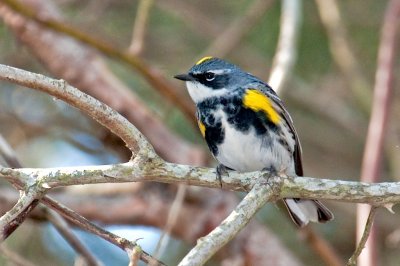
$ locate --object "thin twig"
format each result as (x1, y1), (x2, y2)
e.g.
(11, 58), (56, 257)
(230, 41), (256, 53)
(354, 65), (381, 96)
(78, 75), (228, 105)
(44, 208), (102, 266)
(129, 0), (154, 55)
(41, 196), (165, 266)
(348, 206), (378, 266)
(268, 0), (301, 94)
(357, 1), (400, 265)
(153, 185), (186, 261)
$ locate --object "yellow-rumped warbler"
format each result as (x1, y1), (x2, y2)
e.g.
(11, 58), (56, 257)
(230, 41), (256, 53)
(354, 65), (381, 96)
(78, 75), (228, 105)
(175, 56), (333, 227)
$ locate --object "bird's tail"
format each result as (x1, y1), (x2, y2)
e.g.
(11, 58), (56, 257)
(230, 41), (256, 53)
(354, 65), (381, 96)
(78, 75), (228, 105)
(283, 198), (334, 227)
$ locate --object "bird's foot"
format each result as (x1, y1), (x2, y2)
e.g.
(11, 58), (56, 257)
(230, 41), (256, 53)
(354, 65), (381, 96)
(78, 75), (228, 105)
(216, 164), (232, 188)
(260, 166), (278, 187)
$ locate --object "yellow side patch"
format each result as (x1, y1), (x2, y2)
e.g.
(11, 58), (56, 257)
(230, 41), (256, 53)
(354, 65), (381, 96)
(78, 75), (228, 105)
(195, 56), (213, 65)
(243, 89), (280, 124)
(198, 120), (206, 137)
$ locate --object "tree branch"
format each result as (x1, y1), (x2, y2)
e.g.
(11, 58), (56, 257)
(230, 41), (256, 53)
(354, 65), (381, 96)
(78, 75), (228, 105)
(0, 189), (43, 240)
(178, 183), (274, 265)
(40, 196), (165, 266)
(0, 64), (153, 156)
(348, 207), (378, 266)
(1, 163), (400, 205)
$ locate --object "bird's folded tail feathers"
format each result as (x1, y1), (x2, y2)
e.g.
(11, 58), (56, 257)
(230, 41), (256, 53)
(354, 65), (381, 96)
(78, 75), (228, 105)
(283, 198), (334, 227)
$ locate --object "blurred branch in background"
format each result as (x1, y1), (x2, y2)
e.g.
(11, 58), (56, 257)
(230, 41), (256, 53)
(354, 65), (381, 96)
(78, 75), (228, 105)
(42, 208), (102, 266)
(203, 0), (274, 58)
(267, 1), (341, 265)
(315, 0), (371, 114)
(153, 184), (186, 261)
(315, 0), (400, 186)
(0, 0), (196, 123)
(0, 0), (206, 164)
(300, 227), (343, 266)
(357, 0), (400, 265)
(129, 0), (154, 56)
(268, 0), (301, 94)
(0, 244), (36, 266)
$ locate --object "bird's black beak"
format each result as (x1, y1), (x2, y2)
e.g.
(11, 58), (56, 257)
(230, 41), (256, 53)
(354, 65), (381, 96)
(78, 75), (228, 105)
(174, 73), (195, 81)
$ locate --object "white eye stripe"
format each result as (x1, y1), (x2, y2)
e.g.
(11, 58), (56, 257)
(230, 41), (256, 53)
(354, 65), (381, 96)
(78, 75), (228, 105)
(192, 69), (232, 75)
(208, 69), (232, 75)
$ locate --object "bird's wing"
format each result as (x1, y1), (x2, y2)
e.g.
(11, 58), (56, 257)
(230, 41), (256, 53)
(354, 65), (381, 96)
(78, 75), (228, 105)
(251, 82), (303, 176)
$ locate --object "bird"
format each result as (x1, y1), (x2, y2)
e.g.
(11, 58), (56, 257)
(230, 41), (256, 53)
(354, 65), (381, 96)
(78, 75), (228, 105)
(174, 56), (333, 227)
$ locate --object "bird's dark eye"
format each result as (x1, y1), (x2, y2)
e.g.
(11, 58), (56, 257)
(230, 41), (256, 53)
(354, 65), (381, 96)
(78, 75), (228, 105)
(204, 72), (215, 81)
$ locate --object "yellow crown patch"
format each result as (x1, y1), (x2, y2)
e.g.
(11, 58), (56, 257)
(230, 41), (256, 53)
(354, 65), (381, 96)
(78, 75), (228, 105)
(195, 56), (213, 65)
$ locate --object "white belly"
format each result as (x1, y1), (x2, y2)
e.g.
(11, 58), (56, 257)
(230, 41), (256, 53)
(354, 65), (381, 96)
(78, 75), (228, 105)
(215, 116), (295, 173)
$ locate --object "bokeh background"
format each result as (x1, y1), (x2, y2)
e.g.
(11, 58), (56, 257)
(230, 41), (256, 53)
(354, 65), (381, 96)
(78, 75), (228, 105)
(0, 0), (399, 265)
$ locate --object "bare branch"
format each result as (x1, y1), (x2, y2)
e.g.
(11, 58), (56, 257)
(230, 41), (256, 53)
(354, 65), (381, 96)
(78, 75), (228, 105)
(0, 189), (42, 241)
(178, 183), (274, 265)
(41, 196), (165, 266)
(348, 206), (378, 266)
(129, 0), (154, 55)
(3, 161), (400, 205)
(268, 0), (301, 93)
(0, 64), (154, 156)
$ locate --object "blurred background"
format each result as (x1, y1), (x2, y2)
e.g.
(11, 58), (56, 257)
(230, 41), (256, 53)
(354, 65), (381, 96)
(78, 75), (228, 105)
(0, 0), (399, 265)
